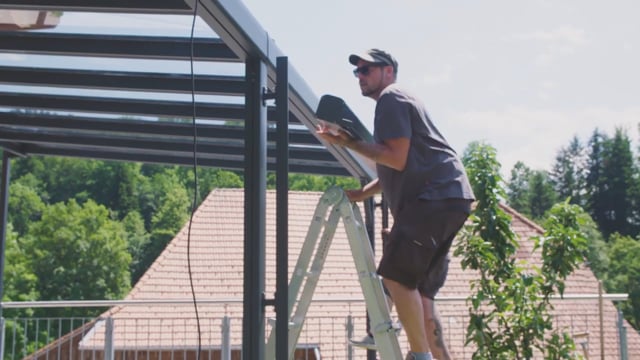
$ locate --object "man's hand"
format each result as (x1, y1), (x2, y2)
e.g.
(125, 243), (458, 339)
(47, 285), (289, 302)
(316, 123), (355, 147)
(345, 188), (370, 202)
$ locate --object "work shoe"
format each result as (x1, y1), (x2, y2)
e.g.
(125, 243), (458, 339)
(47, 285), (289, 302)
(349, 323), (402, 350)
(405, 352), (433, 360)
(348, 334), (376, 350)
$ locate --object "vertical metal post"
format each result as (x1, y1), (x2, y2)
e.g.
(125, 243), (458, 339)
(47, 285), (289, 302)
(598, 281), (604, 360)
(346, 315), (354, 360)
(275, 56), (290, 360)
(243, 56), (267, 360)
(0, 317), (5, 360)
(104, 318), (114, 360)
(0, 152), (11, 358)
(617, 309), (627, 360)
(221, 316), (231, 360)
(362, 178), (377, 360)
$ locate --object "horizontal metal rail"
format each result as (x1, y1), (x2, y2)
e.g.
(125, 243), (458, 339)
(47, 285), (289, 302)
(1, 293), (628, 308)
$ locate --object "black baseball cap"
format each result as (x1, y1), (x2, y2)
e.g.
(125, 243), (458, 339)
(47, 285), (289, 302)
(349, 48), (398, 74)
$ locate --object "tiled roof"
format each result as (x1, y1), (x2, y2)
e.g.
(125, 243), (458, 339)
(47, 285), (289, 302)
(80, 189), (640, 359)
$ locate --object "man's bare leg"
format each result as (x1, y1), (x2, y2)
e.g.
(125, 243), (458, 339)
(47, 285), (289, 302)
(383, 278), (430, 353)
(422, 296), (452, 360)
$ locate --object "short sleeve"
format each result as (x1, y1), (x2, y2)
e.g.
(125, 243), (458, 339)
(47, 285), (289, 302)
(374, 92), (411, 142)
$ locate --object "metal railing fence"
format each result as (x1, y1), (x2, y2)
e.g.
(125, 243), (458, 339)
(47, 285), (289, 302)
(0, 294), (631, 360)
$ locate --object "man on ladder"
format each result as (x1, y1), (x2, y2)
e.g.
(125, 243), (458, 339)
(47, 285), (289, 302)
(317, 48), (475, 360)
(265, 187), (404, 360)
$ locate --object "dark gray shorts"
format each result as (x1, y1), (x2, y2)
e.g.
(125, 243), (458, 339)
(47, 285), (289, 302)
(377, 198), (471, 299)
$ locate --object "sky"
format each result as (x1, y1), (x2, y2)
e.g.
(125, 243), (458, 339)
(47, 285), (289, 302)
(3, 1), (640, 175)
(237, 0), (640, 174)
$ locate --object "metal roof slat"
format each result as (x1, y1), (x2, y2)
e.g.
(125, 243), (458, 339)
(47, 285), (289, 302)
(0, 92), (244, 120)
(0, 66), (246, 96)
(0, 32), (239, 61)
(0, 0), (193, 14)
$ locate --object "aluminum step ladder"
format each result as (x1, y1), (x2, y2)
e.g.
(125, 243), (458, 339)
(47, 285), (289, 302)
(266, 186), (403, 360)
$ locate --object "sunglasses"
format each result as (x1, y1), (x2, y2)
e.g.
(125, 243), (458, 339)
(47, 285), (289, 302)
(353, 64), (385, 77)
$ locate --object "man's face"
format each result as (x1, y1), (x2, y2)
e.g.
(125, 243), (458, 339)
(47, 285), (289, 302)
(354, 60), (387, 98)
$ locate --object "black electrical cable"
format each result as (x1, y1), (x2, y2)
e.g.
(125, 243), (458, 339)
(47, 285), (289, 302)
(186, 1), (202, 360)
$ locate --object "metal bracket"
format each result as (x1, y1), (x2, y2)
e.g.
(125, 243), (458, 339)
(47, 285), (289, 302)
(262, 87), (275, 105)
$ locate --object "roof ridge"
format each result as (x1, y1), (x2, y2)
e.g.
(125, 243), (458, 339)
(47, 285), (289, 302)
(499, 202), (545, 235)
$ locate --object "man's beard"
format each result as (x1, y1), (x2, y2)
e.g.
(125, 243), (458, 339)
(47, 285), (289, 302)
(361, 84), (377, 97)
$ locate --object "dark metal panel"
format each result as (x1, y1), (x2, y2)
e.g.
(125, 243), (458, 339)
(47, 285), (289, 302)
(0, 152), (11, 318)
(0, 0), (193, 14)
(0, 112), (237, 139)
(0, 112), (317, 144)
(243, 56), (267, 360)
(0, 126), (338, 163)
(0, 66), (245, 96)
(0, 93), (244, 120)
(0, 32), (238, 61)
(274, 56), (289, 360)
(0, 142), (350, 176)
(0, 128), (242, 158)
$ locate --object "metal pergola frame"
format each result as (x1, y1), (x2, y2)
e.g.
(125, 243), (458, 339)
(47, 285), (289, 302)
(0, 1), (376, 360)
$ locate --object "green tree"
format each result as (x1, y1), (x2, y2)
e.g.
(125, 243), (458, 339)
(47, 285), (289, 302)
(266, 172), (360, 191)
(8, 176), (46, 238)
(2, 223), (38, 304)
(92, 161), (146, 218)
(585, 129), (608, 236)
(12, 156), (100, 204)
(549, 136), (586, 207)
(598, 128), (638, 237)
(578, 214), (609, 281)
(529, 170), (557, 220)
(122, 211), (151, 284)
(605, 233), (640, 329)
(134, 172), (190, 281)
(507, 161), (532, 217)
(457, 141), (584, 359)
(24, 199), (131, 317)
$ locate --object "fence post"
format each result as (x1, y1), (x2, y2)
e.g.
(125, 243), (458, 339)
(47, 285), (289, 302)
(598, 281), (604, 360)
(0, 317), (5, 360)
(346, 315), (354, 360)
(617, 310), (628, 360)
(221, 316), (231, 360)
(104, 317), (114, 360)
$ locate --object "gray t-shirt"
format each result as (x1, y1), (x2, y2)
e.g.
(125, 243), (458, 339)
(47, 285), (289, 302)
(373, 84), (475, 217)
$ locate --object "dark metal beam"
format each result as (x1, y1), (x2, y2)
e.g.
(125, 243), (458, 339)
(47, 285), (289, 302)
(0, 143), (349, 176)
(0, 0), (192, 14)
(0, 32), (238, 61)
(0, 112), (316, 144)
(0, 128), (336, 163)
(0, 93), (244, 120)
(0, 66), (245, 96)
(243, 56), (267, 360)
(274, 56), (289, 360)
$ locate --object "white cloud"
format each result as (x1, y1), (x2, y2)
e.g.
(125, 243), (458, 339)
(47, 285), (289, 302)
(511, 25), (588, 47)
(422, 64), (452, 86)
(443, 106), (640, 174)
(509, 25), (588, 67)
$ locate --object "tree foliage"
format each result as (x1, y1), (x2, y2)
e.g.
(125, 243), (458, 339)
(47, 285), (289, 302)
(584, 128), (638, 238)
(457, 141), (585, 359)
(605, 233), (640, 330)
(23, 199), (131, 317)
(549, 136), (587, 208)
(506, 165), (557, 222)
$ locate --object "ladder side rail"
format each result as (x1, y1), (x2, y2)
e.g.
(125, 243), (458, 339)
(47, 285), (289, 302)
(265, 187), (343, 360)
(338, 199), (403, 360)
(286, 190), (340, 314)
(286, 206), (343, 359)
